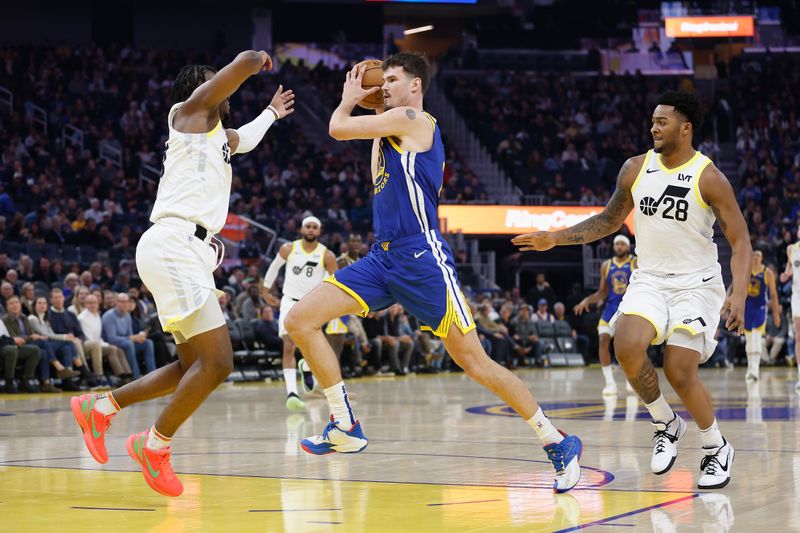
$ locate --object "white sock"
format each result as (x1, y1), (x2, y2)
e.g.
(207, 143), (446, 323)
(527, 407), (564, 445)
(145, 426), (172, 451)
(323, 381), (355, 430)
(601, 365), (614, 384)
(94, 392), (120, 416)
(699, 419), (724, 450)
(284, 368), (298, 396)
(746, 354), (760, 374)
(644, 393), (674, 423)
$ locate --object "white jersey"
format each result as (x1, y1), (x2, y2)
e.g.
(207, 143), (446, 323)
(282, 240), (329, 300)
(791, 242), (800, 294)
(149, 102), (233, 234)
(631, 149), (717, 275)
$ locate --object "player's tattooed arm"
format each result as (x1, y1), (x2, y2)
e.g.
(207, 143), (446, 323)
(701, 164), (752, 332)
(629, 359), (661, 404)
(512, 156), (640, 252)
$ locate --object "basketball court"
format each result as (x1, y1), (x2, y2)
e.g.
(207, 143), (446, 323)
(2, 367), (798, 532)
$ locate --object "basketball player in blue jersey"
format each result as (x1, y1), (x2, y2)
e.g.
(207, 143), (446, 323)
(574, 235), (636, 396)
(743, 250), (780, 381)
(284, 52), (583, 493)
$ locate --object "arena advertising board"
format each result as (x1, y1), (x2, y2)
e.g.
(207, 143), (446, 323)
(664, 16), (754, 38)
(438, 205), (636, 235)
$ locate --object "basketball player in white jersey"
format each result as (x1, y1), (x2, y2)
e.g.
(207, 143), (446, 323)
(514, 91), (751, 489)
(69, 50), (294, 497)
(263, 216), (339, 411)
(779, 226), (800, 390)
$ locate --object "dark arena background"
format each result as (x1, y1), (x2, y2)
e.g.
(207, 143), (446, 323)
(1, 0), (800, 531)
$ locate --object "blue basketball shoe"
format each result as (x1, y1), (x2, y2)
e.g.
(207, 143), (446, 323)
(543, 430), (583, 493)
(300, 416), (368, 455)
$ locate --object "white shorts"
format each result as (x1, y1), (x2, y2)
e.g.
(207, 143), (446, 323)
(278, 297), (299, 337)
(598, 320), (615, 338)
(136, 219), (225, 341)
(610, 264), (726, 364)
(793, 292), (800, 318)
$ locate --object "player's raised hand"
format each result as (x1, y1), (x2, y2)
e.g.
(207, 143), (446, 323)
(780, 272), (790, 283)
(511, 231), (557, 252)
(722, 294), (745, 334)
(269, 85), (295, 119)
(342, 63), (381, 106)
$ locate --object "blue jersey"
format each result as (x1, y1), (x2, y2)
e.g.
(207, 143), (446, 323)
(600, 256), (635, 323)
(372, 112), (445, 242)
(327, 111), (475, 338)
(744, 266), (768, 331)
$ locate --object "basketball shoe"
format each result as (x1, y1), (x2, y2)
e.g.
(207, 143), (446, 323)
(651, 412), (686, 475)
(698, 438), (734, 489)
(298, 359), (315, 394)
(126, 431), (183, 497)
(543, 431), (583, 493)
(70, 393), (115, 464)
(286, 392), (305, 411)
(300, 415), (368, 455)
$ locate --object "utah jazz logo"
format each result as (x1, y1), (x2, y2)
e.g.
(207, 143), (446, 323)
(292, 261), (318, 278)
(639, 184), (690, 221)
(222, 142), (231, 165)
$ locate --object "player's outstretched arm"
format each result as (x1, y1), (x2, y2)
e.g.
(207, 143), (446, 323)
(512, 156), (641, 252)
(227, 85), (295, 154)
(323, 250), (339, 276)
(574, 261), (610, 315)
(329, 63), (427, 141)
(182, 50), (271, 115)
(262, 242), (292, 307)
(700, 164), (753, 332)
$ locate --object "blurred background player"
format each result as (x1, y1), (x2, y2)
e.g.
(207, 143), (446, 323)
(743, 250), (780, 381)
(574, 234), (636, 396)
(780, 226), (800, 390)
(514, 90), (751, 489)
(285, 53), (583, 493)
(263, 216), (338, 411)
(70, 50), (294, 497)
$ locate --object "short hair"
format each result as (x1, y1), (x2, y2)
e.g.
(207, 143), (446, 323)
(6, 295), (19, 304)
(170, 64), (217, 104)
(382, 52), (431, 93)
(50, 287), (63, 296)
(656, 90), (703, 132)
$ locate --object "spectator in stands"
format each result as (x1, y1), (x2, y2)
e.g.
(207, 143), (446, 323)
(534, 298), (555, 323)
(29, 295), (93, 383)
(386, 304), (414, 375)
(0, 281), (14, 312)
(527, 273), (556, 308)
(20, 282), (36, 315)
(17, 255), (35, 283)
(764, 308), (788, 364)
(129, 295), (172, 368)
(554, 302), (589, 359)
(36, 257), (57, 285)
(102, 292), (155, 378)
(68, 286), (90, 315)
(475, 302), (517, 369)
(254, 304), (282, 352)
(0, 317), (41, 393)
(78, 294), (132, 382)
(47, 287), (91, 372)
(102, 290), (116, 312)
(240, 284), (265, 321)
(511, 304), (539, 365)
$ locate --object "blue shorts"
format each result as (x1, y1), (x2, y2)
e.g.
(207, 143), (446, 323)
(326, 231), (475, 338)
(600, 302), (620, 325)
(743, 302), (766, 332)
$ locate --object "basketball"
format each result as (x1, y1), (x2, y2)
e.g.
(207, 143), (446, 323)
(356, 58), (384, 110)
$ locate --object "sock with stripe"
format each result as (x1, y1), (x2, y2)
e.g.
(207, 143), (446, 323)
(145, 426), (172, 451)
(94, 392), (121, 416)
(527, 407), (564, 445)
(283, 368), (298, 396)
(324, 381), (355, 431)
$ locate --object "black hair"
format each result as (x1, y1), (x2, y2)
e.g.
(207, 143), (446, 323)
(170, 64), (217, 104)
(382, 52), (431, 93)
(656, 90), (703, 132)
